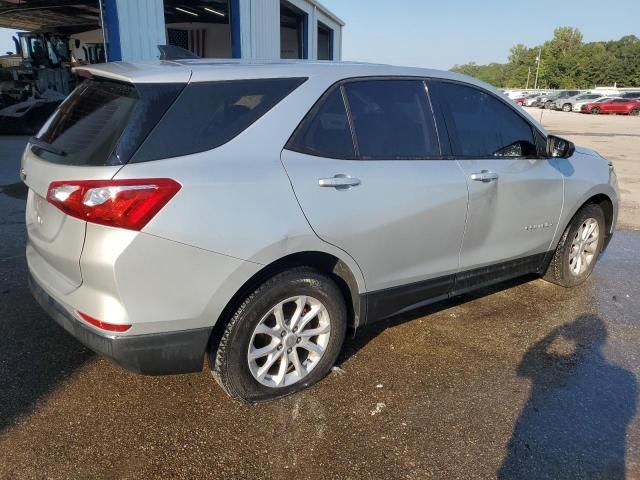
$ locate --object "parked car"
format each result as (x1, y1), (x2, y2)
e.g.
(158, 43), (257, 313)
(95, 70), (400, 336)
(555, 93), (601, 112)
(513, 93), (536, 106)
(23, 61), (618, 402)
(534, 92), (557, 108)
(540, 90), (582, 109)
(524, 93), (545, 107)
(528, 94), (551, 108)
(514, 93), (539, 106)
(620, 92), (640, 99)
(505, 90), (531, 99)
(572, 96), (615, 112)
(581, 98), (640, 115)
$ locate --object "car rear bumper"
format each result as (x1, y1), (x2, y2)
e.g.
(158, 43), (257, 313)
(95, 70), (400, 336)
(29, 272), (210, 375)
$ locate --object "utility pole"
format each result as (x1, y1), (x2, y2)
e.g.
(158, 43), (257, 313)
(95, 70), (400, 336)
(526, 67), (531, 89)
(534, 47), (542, 90)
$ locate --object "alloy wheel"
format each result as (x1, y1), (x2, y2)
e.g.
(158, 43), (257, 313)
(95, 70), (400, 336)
(247, 296), (331, 388)
(569, 218), (600, 276)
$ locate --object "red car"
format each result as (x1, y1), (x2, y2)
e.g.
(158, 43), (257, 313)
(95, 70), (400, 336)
(581, 98), (640, 115)
(514, 97), (526, 105)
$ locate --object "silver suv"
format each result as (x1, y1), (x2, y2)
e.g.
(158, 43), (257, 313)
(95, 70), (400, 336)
(555, 93), (601, 112)
(23, 61), (618, 402)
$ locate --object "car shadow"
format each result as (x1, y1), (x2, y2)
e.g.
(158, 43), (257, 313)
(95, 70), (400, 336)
(0, 182), (28, 200)
(497, 314), (636, 479)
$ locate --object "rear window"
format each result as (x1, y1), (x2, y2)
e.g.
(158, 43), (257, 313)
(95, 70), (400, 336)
(344, 80), (440, 158)
(131, 77), (307, 163)
(287, 79), (441, 159)
(287, 87), (355, 158)
(35, 79), (138, 166)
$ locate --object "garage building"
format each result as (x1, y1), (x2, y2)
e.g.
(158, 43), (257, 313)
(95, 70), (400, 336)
(0, 0), (344, 62)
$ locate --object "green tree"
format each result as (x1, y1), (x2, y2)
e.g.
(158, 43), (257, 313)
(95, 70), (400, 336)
(450, 28), (640, 89)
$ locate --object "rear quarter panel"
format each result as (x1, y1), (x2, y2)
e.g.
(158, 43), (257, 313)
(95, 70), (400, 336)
(113, 73), (365, 285)
(110, 74), (368, 331)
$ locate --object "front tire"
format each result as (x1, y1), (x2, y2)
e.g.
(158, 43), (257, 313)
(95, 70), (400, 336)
(544, 204), (605, 287)
(210, 267), (347, 402)
(591, 107), (601, 115)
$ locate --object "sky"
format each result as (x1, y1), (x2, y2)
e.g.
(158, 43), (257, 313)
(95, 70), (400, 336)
(1, 0), (639, 69)
(321, 0), (640, 69)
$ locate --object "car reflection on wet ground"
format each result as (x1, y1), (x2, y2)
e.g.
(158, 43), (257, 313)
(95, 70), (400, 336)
(1, 136), (639, 479)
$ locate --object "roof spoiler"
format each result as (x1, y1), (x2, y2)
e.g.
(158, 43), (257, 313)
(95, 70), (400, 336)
(71, 61), (192, 84)
(158, 45), (200, 60)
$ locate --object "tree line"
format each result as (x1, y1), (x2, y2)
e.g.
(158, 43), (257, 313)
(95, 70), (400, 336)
(450, 27), (640, 89)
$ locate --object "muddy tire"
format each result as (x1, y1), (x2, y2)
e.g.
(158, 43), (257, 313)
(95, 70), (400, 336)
(544, 204), (606, 288)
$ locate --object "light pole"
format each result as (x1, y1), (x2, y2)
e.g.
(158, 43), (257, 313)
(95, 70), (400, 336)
(534, 47), (542, 90)
(526, 66), (531, 89)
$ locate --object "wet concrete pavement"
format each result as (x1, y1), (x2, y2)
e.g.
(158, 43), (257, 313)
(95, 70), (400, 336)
(1, 136), (639, 479)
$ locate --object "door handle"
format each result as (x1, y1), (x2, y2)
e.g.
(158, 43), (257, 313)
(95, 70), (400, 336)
(318, 175), (361, 189)
(470, 170), (499, 182)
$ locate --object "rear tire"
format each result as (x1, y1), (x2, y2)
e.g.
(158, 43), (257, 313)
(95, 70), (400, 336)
(562, 103), (572, 112)
(543, 204), (605, 288)
(210, 267), (347, 402)
(630, 108), (639, 116)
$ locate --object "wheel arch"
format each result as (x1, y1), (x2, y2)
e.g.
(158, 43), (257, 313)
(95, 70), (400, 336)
(208, 251), (365, 353)
(554, 191), (616, 251)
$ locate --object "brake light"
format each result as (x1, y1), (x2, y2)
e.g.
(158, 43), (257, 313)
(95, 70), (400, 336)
(47, 178), (181, 231)
(78, 311), (131, 332)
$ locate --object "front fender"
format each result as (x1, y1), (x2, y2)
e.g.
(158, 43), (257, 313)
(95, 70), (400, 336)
(549, 147), (619, 251)
(551, 183), (618, 251)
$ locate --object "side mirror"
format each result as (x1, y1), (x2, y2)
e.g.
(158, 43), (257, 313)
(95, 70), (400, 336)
(546, 135), (575, 158)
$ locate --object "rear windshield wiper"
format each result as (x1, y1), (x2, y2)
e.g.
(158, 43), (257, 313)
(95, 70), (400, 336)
(29, 136), (67, 157)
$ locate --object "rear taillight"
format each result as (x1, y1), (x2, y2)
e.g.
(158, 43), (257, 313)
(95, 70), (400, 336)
(47, 178), (181, 231)
(78, 311), (131, 332)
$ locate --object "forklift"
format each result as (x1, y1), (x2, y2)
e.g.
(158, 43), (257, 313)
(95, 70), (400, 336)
(0, 31), (105, 134)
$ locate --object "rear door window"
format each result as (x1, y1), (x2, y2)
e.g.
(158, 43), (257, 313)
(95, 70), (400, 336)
(132, 77), (307, 162)
(287, 87), (355, 158)
(430, 80), (538, 158)
(343, 80), (440, 159)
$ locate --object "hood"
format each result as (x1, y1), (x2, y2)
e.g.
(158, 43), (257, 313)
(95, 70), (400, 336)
(574, 145), (601, 158)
